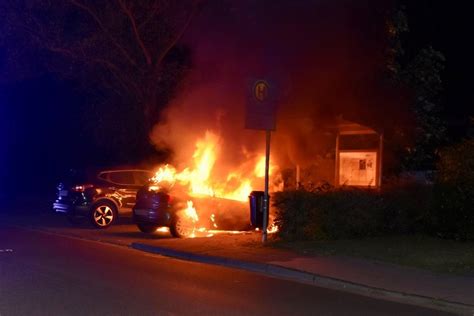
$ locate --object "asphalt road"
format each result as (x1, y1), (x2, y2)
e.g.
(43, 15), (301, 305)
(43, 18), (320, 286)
(0, 225), (452, 316)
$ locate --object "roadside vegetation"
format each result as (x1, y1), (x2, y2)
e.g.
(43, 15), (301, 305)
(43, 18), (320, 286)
(274, 138), (473, 242)
(273, 183), (432, 241)
(272, 138), (474, 274)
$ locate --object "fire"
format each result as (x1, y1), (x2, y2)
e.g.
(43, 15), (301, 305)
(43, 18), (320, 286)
(210, 213), (218, 228)
(151, 164), (177, 184)
(176, 131), (219, 197)
(151, 130), (282, 237)
(184, 200), (199, 222)
(176, 200), (200, 238)
(267, 223), (279, 234)
(255, 222), (279, 234)
(153, 131), (278, 202)
(254, 156), (267, 178)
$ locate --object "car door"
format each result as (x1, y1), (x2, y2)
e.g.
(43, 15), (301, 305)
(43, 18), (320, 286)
(106, 171), (141, 213)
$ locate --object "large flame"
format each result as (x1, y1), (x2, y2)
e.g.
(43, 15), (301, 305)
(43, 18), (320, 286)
(154, 130), (280, 202)
(152, 130), (281, 236)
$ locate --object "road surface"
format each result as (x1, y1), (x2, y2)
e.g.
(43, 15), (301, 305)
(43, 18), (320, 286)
(0, 225), (451, 316)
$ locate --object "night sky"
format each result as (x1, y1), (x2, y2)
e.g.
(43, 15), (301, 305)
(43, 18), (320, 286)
(0, 0), (472, 201)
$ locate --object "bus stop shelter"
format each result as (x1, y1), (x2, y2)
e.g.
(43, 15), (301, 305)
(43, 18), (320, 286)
(333, 119), (383, 188)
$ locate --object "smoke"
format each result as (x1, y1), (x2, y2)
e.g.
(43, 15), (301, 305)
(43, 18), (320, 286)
(150, 0), (401, 173)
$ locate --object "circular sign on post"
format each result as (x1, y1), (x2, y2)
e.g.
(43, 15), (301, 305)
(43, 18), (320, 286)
(254, 80), (269, 102)
(245, 78), (277, 131)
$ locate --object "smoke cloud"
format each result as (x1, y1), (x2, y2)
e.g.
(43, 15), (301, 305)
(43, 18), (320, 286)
(150, 0), (402, 179)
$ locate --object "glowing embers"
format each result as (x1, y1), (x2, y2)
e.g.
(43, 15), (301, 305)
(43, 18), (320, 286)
(210, 213), (218, 228)
(156, 227), (169, 233)
(255, 223), (279, 234)
(266, 222), (279, 234)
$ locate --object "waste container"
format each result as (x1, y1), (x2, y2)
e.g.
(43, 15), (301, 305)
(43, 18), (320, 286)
(249, 191), (269, 229)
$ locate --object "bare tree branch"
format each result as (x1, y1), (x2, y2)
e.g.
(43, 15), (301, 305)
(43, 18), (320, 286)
(2, 0), (197, 130)
(117, 0), (152, 65)
(91, 57), (138, 95)
(155, 0), (200, 69)
(138, 0), (161, 30)
(21, 21), (81, 60)
(68, 0), (138, 66)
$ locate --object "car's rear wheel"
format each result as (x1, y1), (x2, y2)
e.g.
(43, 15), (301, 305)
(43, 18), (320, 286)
(170, 215), (195, 238)
(137, 224), (159, 233)
(90, 201), (117, 229)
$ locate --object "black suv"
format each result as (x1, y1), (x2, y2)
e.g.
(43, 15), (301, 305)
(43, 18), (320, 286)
(53, 168), (153, 228)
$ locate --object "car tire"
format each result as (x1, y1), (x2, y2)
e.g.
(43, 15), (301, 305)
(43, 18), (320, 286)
(170, 215), (195, 238)
(137, 224), (159, 233)
(90, 201), (117, 229)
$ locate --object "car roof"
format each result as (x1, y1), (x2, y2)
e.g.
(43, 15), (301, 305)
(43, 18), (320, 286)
(98, 169), (153, 173)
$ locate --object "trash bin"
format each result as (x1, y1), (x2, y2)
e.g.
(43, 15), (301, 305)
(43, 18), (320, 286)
(249, 191), (269, 229)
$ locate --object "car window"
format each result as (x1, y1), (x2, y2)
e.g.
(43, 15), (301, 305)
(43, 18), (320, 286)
(107, 171), (136, 185)
(98, 172), (108, 181)
(134, 171), (153, 185)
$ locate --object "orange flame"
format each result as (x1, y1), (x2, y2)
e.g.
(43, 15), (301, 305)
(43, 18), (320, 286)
(152, 130), (282, 236)
(152, 131), (279, 202)
(151, 164), (177, 184)
(210, 213), (218, 228)
(184, 200), (199, 222)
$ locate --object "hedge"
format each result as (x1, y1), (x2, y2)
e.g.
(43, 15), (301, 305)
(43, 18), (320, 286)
(273, 184), (433, 241)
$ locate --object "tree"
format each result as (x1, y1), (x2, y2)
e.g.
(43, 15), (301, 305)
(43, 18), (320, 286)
(433, 137), (474, 240)
(385, 6), (446, 171)
(402, 46), (446, 169)
(0, 0), (201, 162)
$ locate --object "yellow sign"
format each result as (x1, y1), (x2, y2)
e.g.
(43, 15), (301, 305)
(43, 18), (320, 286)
(254, 80), (269, 102)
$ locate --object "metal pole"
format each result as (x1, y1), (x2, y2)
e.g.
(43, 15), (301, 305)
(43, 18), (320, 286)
(296, 164), (300, 189)
(378, 133), (384, 188)
(262, 129), (271, 243)
(335, 133), (340, 187)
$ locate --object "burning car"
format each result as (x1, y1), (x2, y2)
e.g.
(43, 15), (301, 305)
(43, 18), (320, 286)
(53, 168), (154, 228)
(133, 131), (282, 238)
(133, 182), (251, 238)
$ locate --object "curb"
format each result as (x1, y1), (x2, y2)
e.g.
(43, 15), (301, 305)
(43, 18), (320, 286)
(131, 242), (474, 316)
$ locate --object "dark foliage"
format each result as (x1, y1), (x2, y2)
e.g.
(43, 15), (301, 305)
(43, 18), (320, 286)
(274, 183), (435, 241)
(385, 6), (447, 172)
(430, 139), (474, 240)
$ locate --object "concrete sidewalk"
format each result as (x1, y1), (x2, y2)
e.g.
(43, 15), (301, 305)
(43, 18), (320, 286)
(131, 232), (474, 316)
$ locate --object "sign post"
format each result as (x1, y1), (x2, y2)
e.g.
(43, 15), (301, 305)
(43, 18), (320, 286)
(245, 79), (277, 243)
(262, 129), (271, 242)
